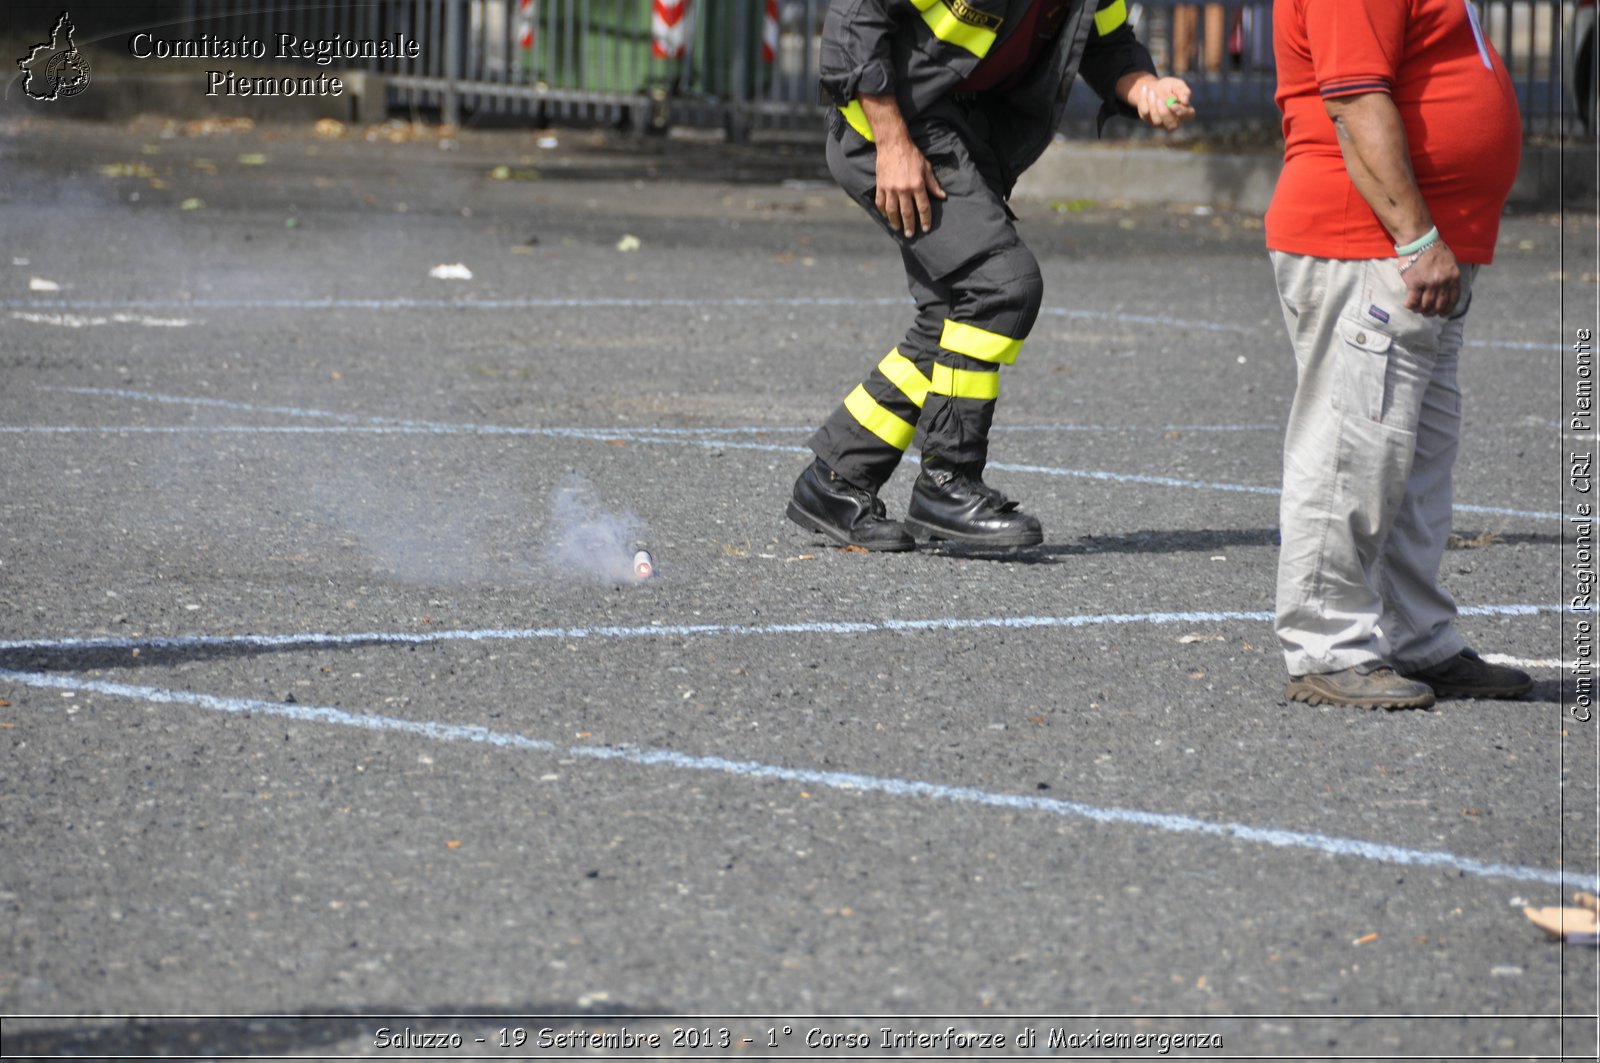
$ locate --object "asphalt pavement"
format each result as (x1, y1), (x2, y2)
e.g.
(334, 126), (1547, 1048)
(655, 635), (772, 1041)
(1, 112), (1597, 1060)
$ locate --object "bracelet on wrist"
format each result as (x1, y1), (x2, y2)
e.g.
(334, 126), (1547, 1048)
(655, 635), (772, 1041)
(1394, 225), (1440, 256)
(1397, 242), (1439, 276)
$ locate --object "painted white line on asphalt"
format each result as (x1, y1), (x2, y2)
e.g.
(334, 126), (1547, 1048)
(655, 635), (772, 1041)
(1481, 654), (1576, 670)
(23, 388), (1563, 521)
(986, 459), (1558, 521)
(0, 665), (1590, 893)
(7, 297), (1259, 334)
(0, 603), (1560, 657)
(42, 387), (1283, 435)
(11, 311), (194, 328)
(6, 297), (1554, 351)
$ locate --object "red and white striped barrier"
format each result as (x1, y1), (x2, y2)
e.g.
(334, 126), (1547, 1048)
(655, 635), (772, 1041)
(652, 0), (691, 60)
(514, 0), (536, 53)
(761, 0), (780, 64)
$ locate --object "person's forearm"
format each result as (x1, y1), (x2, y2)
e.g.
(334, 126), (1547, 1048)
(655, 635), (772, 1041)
(1324, 92), (1433, 246)
(1325, 91), (1459, 317)
(858, 93), (913, 149)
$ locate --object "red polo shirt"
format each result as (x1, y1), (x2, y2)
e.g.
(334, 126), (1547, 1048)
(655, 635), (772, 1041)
(1265, 0), (1522, 264)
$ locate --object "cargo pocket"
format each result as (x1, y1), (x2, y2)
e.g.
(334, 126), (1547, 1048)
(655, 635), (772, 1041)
(1331, 316), (1394, 423)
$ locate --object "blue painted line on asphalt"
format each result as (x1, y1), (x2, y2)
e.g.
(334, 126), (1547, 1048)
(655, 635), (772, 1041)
(26, 388), (1563, 521)
(0, 665), (1590, 893)
(0, 603), (1560, 657)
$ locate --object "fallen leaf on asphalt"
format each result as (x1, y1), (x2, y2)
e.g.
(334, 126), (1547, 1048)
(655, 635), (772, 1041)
(1177, 633), (1223, 644)
(28, 278), (60, 291)
(1524, 901), (1600, 944)
(838, 544), (869, 554)
(445, 840), (463, 850)
(1353, 933), (1378, 946)
(180, 197), (204, 211)
(428, 263), (472, 280)
(238, 153), (267, 166)
(616, 234), (642, 252)
(312, 118), (346, 138)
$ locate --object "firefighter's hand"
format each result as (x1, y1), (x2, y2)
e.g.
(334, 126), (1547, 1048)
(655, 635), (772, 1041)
(1398, 241), (1462, 318)
(1122, 74), (1195, 131)
(875, 137), (946, 239)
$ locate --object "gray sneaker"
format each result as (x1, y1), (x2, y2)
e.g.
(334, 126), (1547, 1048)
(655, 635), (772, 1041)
(1401, 649), (1534, 700)
(1284, 663), (1436, 710)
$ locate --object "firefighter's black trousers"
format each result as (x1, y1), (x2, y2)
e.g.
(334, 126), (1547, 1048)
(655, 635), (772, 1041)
(808, 99), (1044, 491)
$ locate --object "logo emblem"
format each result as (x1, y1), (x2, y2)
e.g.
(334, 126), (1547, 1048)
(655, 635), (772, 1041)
(17, 13), (92, 101)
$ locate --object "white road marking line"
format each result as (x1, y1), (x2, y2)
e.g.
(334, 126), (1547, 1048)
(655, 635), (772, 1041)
(0, 666), (1590, 892)
(0, 604), (1560, 657)
(15, 388), (1564, 521)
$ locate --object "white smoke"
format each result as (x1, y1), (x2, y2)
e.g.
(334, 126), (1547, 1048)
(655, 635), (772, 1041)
(543, 471), (648, 584)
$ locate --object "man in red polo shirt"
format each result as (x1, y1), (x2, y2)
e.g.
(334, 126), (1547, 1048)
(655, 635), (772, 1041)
(1265, 0), (1531, 707)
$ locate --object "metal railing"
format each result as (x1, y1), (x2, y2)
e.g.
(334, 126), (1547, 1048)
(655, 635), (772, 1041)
(181, 0), (1594, 139)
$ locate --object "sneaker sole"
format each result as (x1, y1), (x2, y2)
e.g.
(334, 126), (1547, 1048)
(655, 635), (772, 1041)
(1284, 681), (1436, 711)
(785, 500), (915, 552)
(904, 516), (1044, 549)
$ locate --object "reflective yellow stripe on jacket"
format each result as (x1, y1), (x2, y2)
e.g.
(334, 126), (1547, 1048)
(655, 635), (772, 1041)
(839, 99), (875, 141)
(910, 0), (1000, 59)
(1094, 0), (1127, 36)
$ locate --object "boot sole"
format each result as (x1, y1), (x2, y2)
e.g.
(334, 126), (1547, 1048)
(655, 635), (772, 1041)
(785, 500), (915, 552)
(904, 516), (1043, 549)
(1284, 682), (1436, 710)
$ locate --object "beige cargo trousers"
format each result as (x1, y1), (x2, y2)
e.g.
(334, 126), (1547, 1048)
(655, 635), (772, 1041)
(1270, 250), (1481, 678)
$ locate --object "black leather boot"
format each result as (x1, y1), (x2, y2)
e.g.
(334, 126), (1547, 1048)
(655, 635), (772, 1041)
(906, 464), (1043, 547)
(786, 458), (915, 551)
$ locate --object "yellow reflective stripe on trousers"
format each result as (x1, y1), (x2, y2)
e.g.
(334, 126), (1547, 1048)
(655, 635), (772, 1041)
(839, 99), (874, 142)
(939, 319), (1023, 365)
(878, 348), (930, 407)
(1094, 0), (1127, 36)
(910, 0), (998, 58)
(844, 384), (916, 450)
(930, 362), (1000, 400)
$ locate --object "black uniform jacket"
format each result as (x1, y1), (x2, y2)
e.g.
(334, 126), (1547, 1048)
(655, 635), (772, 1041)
(819, 0), (1157, 194)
